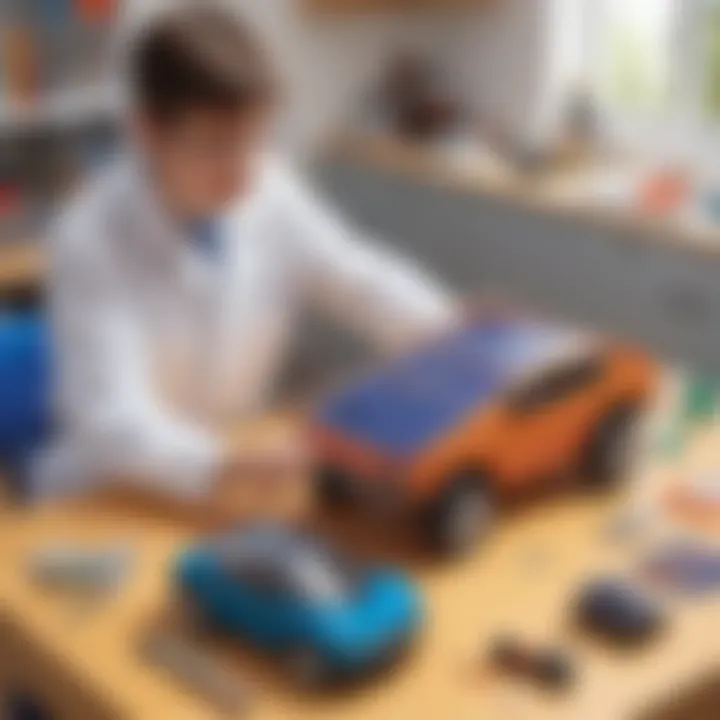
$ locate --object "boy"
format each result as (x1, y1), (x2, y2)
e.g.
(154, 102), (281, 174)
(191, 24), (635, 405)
(39, 3), (455, 501)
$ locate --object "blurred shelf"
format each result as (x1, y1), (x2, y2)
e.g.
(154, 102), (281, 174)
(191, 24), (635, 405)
(329, 132), (720, 262)
(0, 84), (121, 134)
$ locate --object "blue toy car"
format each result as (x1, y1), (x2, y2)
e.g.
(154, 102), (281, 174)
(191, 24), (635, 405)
(175, 523), (423, 688)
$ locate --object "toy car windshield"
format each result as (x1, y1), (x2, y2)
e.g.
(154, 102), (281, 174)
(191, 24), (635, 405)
(289, 549), (354, 604)
(213, 524), (364, 604)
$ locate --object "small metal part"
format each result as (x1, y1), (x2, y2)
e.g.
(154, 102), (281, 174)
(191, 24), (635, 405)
(29, 544), (134, 594)
(487, 636), (575, 690)
(142, 631), (253, 717)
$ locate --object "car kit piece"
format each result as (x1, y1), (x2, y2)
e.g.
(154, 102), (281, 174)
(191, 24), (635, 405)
(641, 541), (720, 596)
(487, 636), (576, 690)
(142, 631), (253, 717)
(575, 578), (666, 644)
(29, 543), (135, 594)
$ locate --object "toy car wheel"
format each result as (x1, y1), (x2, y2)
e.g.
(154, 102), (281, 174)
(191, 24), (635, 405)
(286, 647), (331, 690)
(582, 405), (641, 490)
(317, 466), (354, 508)
(426, 472), (495, 557)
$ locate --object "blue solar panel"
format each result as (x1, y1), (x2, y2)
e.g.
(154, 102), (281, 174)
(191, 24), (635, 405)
(320, 318), (575, 458)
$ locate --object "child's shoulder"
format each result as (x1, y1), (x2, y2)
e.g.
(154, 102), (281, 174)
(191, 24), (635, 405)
(50, 158), (135, 268)
(257, 152), (312, 204)
(55, 158), (132, 236)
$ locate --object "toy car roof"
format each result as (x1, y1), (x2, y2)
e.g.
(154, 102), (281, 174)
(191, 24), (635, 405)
(211, 524), (359, 600)
(213, 524), (311, 565)
(318, 315), (596, 460)
(212, 524), (350, 572)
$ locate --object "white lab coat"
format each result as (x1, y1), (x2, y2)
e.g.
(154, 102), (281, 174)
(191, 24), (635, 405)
(35, 155), (455, 500)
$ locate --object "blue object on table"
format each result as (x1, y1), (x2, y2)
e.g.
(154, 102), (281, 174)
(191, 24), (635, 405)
(0, 313), (52, 494)
(176, 523), (423, 686)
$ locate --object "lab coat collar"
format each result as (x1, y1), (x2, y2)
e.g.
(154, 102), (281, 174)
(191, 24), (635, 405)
(122, 153), (257, 268)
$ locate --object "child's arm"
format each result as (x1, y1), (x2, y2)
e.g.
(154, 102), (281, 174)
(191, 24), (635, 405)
(48, 220), (224, 500)
(274, 162), (459, 353)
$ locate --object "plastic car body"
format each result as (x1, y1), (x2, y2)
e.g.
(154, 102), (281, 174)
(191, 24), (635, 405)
(175, 524), (422, 683)
(312, 312), (658, 552)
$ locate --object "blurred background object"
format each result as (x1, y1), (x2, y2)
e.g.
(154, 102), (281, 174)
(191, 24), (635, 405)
(487, 636), (576, 691)
(0, 0), (120, 245)
(375, 52), (463, 141)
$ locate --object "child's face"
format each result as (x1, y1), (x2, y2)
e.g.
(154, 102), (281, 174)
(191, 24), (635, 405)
(137, 107), (270, 218)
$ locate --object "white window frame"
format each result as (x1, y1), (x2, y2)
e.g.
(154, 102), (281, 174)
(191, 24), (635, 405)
(585, 0), (720, 168)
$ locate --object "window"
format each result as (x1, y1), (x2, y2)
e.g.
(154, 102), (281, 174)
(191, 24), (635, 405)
(508, 357), (605, 414)
(587, 0), (720, 161)
(704, 1), (720, 120)
(595, 0), (680, 115)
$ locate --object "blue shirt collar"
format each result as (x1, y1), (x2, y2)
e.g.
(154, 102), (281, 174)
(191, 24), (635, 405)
(188, 218), (224, 261)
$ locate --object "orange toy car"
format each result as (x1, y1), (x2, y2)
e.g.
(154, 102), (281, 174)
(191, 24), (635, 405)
(312, 313), (658, 556)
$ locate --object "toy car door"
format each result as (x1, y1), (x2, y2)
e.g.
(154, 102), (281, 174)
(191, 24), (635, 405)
(498, 357), (605, 486)
(543, 356), (608, 463)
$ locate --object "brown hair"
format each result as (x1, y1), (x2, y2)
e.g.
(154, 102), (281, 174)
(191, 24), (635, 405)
(130, 3), (277, 122)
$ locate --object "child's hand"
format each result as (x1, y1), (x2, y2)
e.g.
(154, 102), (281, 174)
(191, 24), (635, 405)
(209, 426), (311, 520)
(224, 428), (309, 479)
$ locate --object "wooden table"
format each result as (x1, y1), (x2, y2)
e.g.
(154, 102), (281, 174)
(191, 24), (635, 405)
(0, 243), (45, 294)
(1, 418), (719, 720)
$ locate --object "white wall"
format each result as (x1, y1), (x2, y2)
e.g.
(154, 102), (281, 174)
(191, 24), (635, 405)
(236, 1), (396, 158)
(442, 0), (545, 142)
(443, 0), (582, 147)
(538, 0), (587, 141)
